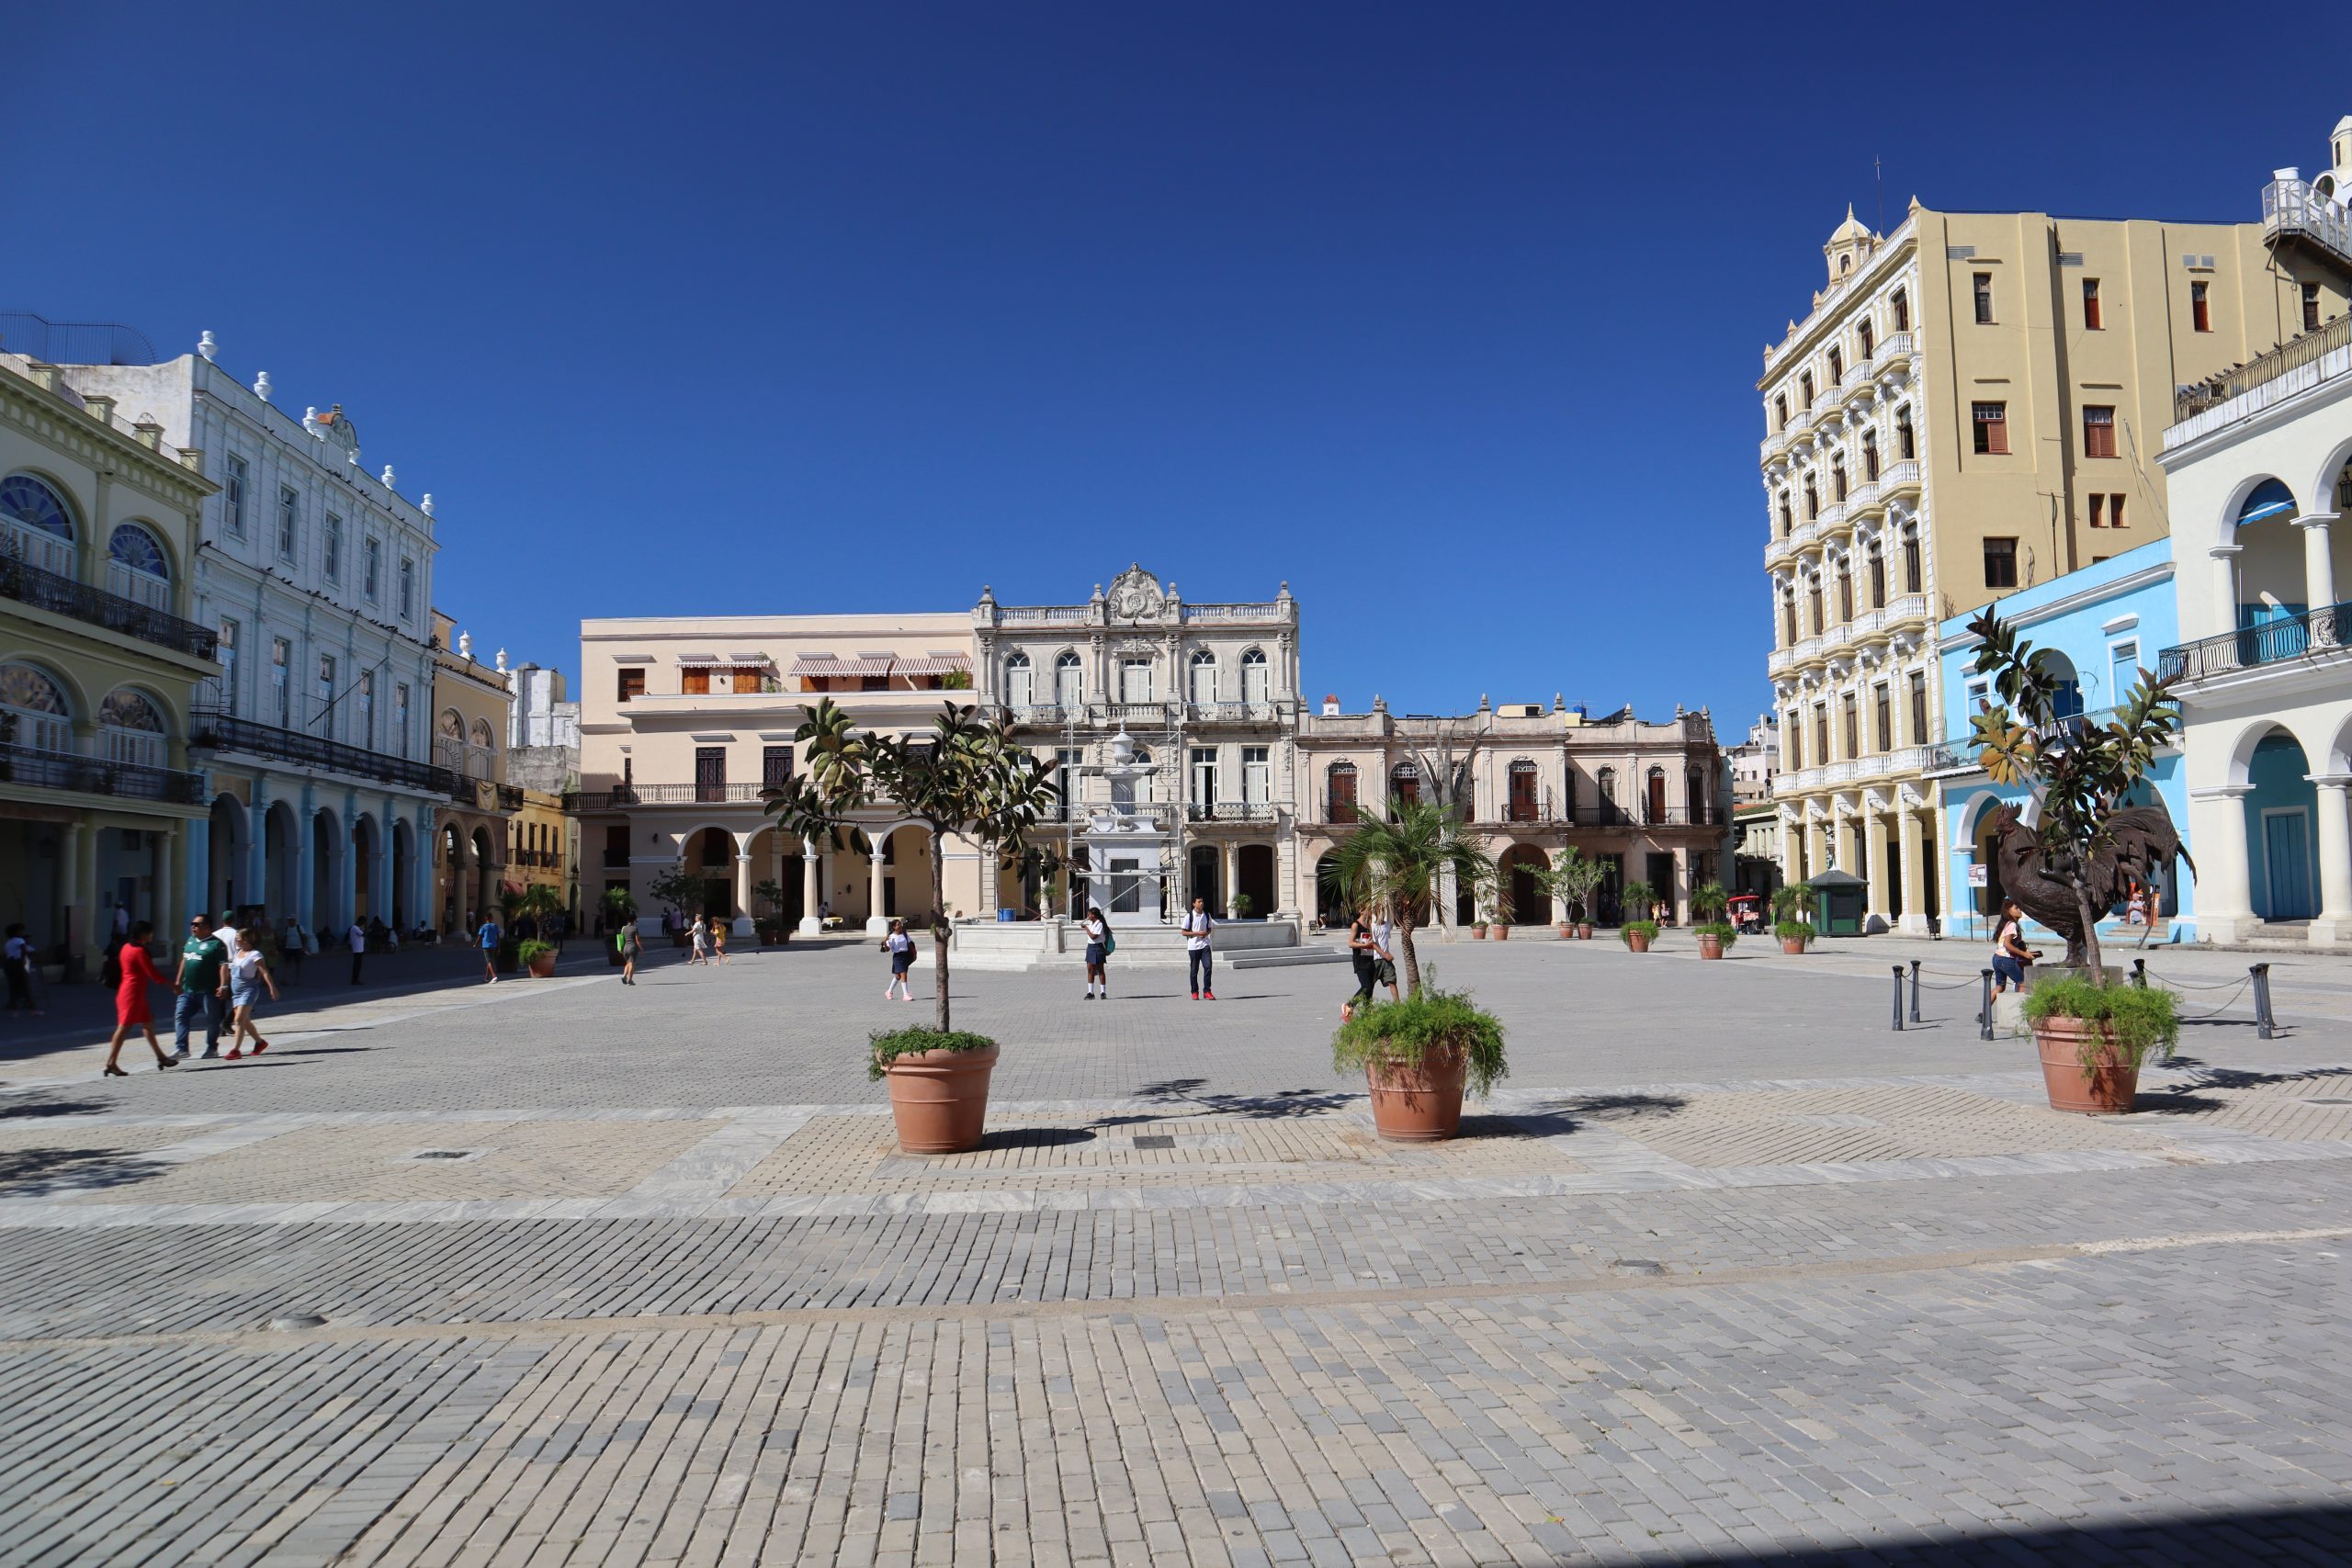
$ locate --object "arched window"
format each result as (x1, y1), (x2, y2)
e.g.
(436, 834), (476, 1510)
(0, 472), (76, 577)
(106, 523), (172, 610)
(1189, 649), (1218, 707)
(1054, 650), (1084, 706)
(1507, 759), (1540, 822)
(100, 687), (165, 768)
(1902, 524), (1922, 594)
(469, 718), (496, 779)
(0, 661), (72, 753)
(1389, 761), (1420, 812)
(1240, 649), (1270, 705)
(435, 709), (466, 773)
(1003, 650), (1034, 710)
(1327, 761), (1359, 823)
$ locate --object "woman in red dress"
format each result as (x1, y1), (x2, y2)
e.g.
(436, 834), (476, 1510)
(104, 920), (175, 1077)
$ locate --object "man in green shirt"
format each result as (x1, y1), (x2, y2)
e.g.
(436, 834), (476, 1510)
(173, 913), (230, 1060)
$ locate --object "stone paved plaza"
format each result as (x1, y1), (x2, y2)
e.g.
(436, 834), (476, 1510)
(7, 935), (2352, 1564)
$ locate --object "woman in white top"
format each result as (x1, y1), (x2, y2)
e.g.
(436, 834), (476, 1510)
(688, 915), (711, 966)
(224, 938), (280, 1060)
(883, 918), (916, 1001)
(1082, 906), (1111, 1000)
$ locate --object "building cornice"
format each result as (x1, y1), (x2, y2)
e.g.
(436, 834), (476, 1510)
(0, 360), (219, 510)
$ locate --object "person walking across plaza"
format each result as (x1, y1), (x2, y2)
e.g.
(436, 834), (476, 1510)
(224, 931), (281, 1060)
(476, 911), (503, 983)
(1341, 910), (1379, 1022)
(1082, 905), (1112, 999)
(173, 913), (231, 1060)
(617, 921), (642, 986)
(1990, 898), (2039, 997)
(347, 916), (368, 986)
(1372, 910), (1400, 1002)
(103, 920), (175, 1077)
(3, 922), (40, 1018)
(712, 923), (731, 964)
(883, 918), (916, 1001)
(278, 914), (306, 987)
(688, 914), (711, 966)
(1182, 896), (1216, 1000)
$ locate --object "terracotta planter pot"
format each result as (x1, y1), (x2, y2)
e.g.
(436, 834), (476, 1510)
(1697, 934), (1724, 960)
(1363, 1045), (1466, 1142)
(882, 1044), (1000, 1153)
(1625, 932), (1651, 953)
(1472, 926), (1487, 940)
(2033, 1017), (2141, 1114)
(1576, 923), (1593, 941)
(1492, 925), (1510, 942)
(1555, 923), (1572, 939)
(526, 950), (557, 978)
(1781, 938), (1807, 955)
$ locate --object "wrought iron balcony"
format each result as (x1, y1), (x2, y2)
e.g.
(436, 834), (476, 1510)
(2158, 604), (2351, 683)
(0, 554), (217, 660)
(563, 782), (771, 809)
(190, 709), (457, 795)
(0, 740), (206, 804)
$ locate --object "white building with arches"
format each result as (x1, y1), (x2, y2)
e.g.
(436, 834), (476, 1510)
(62, 335), (447, 939)
(2, 349), (219, 971)
(2158, 295), (2352, 943)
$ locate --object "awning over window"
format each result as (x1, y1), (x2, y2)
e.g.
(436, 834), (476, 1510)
(788, 652), (895, 678)
(2237, 478), (2299, 527)
(892, 655), (972, 676)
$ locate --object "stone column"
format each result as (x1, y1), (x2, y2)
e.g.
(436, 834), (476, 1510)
(2309, 775), (2352, 943)
(799, 846), (821, 935)
(2187, 784), (2256, 942)
(1221, 840), (1238, 918)
(337, 811), (358, 931)
(1804, 817), (1826, 884)
(732, 848), (756, 937)
(2300, 513), (2340, 643)
(247, 780), (269, 912)
(167, 822), (189, 940)
(295, 787), (317, 931)
(2211, 543), (2242, 650)
(1898, 808), (1931, 935)
(866, 833), (889, 934)
(1863, 808), (1893, 931)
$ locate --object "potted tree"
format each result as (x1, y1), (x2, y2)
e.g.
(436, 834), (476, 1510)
(512, 885), (565, 975)
(646, 866), (698, 947)
(752, 878), (791, 945)
(601, 886), (638, 965)
(1530, 848), (1600, 939)
(1325, 802), (1504, 1139)
(1690, 882), (1736, 960)
(1563, 851), (1605, 938)
(1771, 883), (1815, 953)
(1966, 606), (2188, 1112)
(1229, 892), (1256, 919)
(766, 698), (1057, 1154)
(1619, 878), (1658, 953)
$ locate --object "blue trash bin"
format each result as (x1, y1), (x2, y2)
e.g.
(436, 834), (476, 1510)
(997, 908), (1017, 922)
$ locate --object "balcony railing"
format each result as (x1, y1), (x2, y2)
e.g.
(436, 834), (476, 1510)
(1870, 331), (1916, 378)
(1185, 800), (1275, 822)
(2173, 310), (2352, 424)
(1879, 458), (1922, 493)
(2158, 604), (2351, 683)
(1184, 702), (1282, 724)
(0, 555), (218, 660)
(191, 709), (455, 794)
(0, 740), (206, 804)
(2262, 177), (2352, 280)
(1767, 647), (1795, 675)
(562, 782), (773, 809)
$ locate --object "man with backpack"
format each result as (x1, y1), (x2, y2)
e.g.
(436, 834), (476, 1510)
(1182, 896), (1216, 1001)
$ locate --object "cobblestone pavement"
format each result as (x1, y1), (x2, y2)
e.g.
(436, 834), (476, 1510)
(6, 942), (2352, 1563)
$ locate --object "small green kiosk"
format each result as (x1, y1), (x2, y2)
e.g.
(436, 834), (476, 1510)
(1810, 868), (1868, 937)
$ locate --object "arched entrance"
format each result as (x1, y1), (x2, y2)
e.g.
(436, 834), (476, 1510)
(1236, 843), (1275, 917)
(311, 807), (344, 929)
(470, 827), (496, 927)
(208, 795), (248, 915)
(687, 828), (733, 919)
(441, 823), (465, 931)
(880, 824), (933, 924)
(351, 815), (379, 926)
(1313, 850), (1345, 925)
(264, 801), (300, 919)
(391, 818), (415, 930)
(2244, 728), (2319, 922)
(1498, 843), (1550, 925)
(1189, 845), (1221, 915)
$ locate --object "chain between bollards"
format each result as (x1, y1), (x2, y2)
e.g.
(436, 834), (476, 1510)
(2252, 962), (2275, 1040)
(1908, 959), (1923, 1022)
(1891, 966), (1905, 1032)
(1978, 968), (1995, 1041)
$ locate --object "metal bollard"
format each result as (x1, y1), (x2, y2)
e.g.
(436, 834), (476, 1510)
(2252, 962), (2275, 1040)
(1908, 959), (1923, 1022)
(1978, 968), (1996, 1041)
(2132, 958), (2147, 989)
(1892, 966), (1905, 1032)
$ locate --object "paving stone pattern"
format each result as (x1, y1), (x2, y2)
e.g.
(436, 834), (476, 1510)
(6, 942), (2352, 1563)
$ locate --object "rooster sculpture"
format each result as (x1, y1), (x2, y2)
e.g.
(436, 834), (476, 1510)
(1986, 801), (2194, 966)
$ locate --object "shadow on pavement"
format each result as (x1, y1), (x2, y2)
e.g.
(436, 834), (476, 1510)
(1693, 1502), (2352, 1564)
(0, 1144), (165, 1198)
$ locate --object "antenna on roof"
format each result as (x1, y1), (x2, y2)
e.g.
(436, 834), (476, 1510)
(1874, 153), (1884, 234)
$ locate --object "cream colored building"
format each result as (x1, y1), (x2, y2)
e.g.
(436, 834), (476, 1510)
(429, 610), (518, 931)
(1761, 185), (2352, 933)
(574, 612), (978, 935)
(2, 350), (218, 972)
(1291, 699), (1728, 927)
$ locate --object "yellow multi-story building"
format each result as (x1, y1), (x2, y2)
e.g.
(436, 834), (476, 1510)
(428, 608), (517, 932)
(1759, 193), (2352, 932)
(2, 347), (218, 976)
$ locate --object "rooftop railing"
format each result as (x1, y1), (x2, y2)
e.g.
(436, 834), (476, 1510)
(2158, 604), (2349, 683)
(2174, 310), (2352, 423)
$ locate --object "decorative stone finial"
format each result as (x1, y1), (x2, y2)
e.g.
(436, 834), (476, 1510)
(379, 465), (396, 489)
(495, 648), (508, 672)
(198, 331), (217, 362)
(347, 447), (360, 468)
(302, 406), (320, 434)
(1553, 693), (1564, 712)
(253, 371), (272, 402)
(1278, 580), (1292, 598)
(458, 630), (473, 660)
(1091, 583), (1104, 603)
(420, 493), (435, 517)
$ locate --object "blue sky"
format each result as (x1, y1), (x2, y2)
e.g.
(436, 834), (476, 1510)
(13, 3), (2332, 728)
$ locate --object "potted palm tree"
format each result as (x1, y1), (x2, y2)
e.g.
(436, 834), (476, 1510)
(512, 884), (565, 975)
(766, 698), (1057, 1153)
(1690, 881), (1736, 960)
(1771, 883), (1815, 953)
(1967, 605), (2187, 1112)
(1619, 878), (1658, 952)
(601, 886), (638, 965)
(1326, 802), (1504, 1140)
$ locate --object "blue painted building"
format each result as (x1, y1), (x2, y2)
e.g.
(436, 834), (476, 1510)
(1924, 537), (2196, 942)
